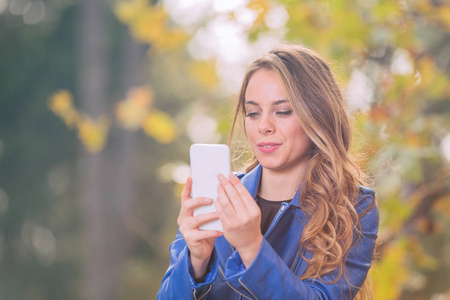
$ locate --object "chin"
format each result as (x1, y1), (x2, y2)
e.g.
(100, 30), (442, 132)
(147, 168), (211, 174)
(258, 160), (284, 171)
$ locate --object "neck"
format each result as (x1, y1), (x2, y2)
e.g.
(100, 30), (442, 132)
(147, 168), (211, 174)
(258, 164), (306, 201)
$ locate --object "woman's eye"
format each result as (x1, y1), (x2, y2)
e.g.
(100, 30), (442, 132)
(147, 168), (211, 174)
(246, 112), (260, 118)
(276, 110), (293, 116)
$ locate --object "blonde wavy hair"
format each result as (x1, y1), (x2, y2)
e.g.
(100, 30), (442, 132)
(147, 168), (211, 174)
(228, 45), (375, 299)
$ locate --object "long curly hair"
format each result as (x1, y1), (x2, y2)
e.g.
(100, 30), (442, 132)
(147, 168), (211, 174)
(229, 44), (374, 298)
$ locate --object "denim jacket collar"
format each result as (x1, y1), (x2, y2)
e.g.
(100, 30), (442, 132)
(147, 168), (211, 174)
(240, 164), (302, 208)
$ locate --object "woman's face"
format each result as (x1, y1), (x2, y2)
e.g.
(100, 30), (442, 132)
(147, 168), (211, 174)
(244, 69), (312, 174)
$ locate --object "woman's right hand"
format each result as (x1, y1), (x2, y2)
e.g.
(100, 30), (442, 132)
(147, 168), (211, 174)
(177, 177), (223, 279)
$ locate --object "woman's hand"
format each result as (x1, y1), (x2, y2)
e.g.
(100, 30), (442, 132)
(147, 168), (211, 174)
(177, 177), (223, 279)
(216, 173), (263, 269)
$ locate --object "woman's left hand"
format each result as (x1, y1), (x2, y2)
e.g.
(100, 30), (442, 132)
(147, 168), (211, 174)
(216, 173), (263, 268)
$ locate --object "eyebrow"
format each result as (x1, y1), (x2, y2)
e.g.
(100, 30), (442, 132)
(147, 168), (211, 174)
(244, 100), (289, 106)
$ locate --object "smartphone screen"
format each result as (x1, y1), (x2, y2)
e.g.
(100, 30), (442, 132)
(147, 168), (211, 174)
(190, 144), (231, 231)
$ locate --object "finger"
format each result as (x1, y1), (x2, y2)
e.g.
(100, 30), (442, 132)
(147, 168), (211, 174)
(181, 177), (193, 202)
(181, 211), (218, 231)
(188, 229), (223, 241)
(183, 197), (213, 211)
(228, 173), (257, 209)
(218, 174), (247, 214)
(192, 211), (220, 228)
(178, 197), (213, 222)
(180, 210), (218, 229)
(216, 183), (238, 224)
(214, 196), (227, 227)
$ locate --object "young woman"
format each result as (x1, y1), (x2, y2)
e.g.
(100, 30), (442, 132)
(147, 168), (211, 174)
(157, 45), (379, 299)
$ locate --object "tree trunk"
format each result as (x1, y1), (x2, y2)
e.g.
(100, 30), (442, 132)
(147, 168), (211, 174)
(79, 0), (110, 299)
(102, 28), (148, 299)
(79, 0), (147, 298)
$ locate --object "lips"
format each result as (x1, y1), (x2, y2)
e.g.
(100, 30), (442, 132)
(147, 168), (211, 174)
(257, 142), (282, 153)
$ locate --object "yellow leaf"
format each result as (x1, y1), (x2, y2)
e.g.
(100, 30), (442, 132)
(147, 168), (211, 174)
(416, 56), (448, 98)
(416, 57), (435, 87)
(415, 0), (432, 13)
(48, 90), (73, 113)
(247, 0), (271, 25)
(116, 86), (154, 130)
(114, 0), (147, 23)
(189, 60), (219, 88)
(435, 6), (450, 29)
(152, 29), (189, 51)
(115, 1), (188, 51)
(130, 6), (167, 43)
(77, 114), (110, 153)
(48, 90), (79, 128)
(373, 1), (403, 22)
(142, 109), (177, 144)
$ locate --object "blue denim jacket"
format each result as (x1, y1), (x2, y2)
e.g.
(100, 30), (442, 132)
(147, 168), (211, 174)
(157, 164), (379, 299)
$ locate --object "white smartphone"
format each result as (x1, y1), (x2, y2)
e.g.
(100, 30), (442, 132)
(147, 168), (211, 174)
(190, 144), (231, 232)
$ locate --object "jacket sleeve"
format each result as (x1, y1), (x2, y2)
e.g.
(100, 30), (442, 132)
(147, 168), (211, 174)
(157, 230), (220, 300)
(223, 191), (379, 300)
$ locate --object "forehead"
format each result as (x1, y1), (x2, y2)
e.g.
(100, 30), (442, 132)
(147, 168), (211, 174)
(245, 69), (287, 104)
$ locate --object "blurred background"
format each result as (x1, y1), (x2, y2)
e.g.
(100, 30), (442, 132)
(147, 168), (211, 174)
(1, 0), (450, 299)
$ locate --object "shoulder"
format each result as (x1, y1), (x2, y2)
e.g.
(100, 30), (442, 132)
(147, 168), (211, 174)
(358, 185), (375, 197)
(356, 185), (376, 210)
(356, 185), (379, 230)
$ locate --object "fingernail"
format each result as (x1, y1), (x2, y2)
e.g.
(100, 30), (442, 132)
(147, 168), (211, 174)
(204, 198), (211, 202)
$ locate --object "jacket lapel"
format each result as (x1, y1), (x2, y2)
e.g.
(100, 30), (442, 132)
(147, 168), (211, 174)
(239, 164), (262, 199)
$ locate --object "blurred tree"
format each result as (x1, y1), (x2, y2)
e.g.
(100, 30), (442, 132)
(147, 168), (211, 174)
(1, 0), (185, 299)
(47, 0), (219, 299)
(50, 0), (181, 299)
(0, 2), (81, 299)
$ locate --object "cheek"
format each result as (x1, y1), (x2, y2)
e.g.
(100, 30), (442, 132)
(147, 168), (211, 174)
(299, 133), (312, 151)
(288, 125), (310, 148)
(244, 120), (257, 138)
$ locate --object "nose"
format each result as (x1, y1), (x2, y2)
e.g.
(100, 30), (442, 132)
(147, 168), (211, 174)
(258, 114), (275, 135)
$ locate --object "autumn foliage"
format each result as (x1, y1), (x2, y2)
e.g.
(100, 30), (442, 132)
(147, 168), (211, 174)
(45, 0), (450, 299)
